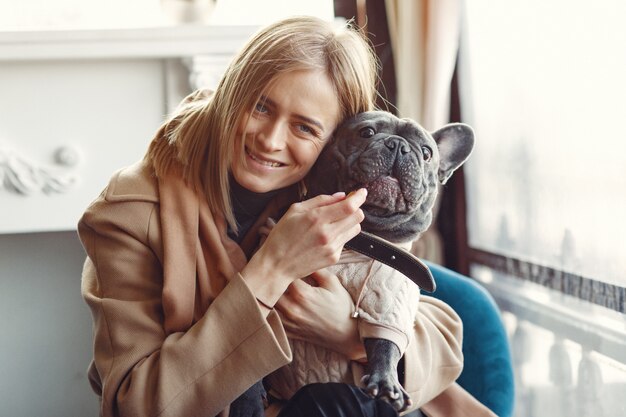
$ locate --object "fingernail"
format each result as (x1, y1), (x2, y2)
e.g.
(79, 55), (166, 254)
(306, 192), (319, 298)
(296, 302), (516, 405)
(332, 191), (346, 198)
(347, 189), (367, 198)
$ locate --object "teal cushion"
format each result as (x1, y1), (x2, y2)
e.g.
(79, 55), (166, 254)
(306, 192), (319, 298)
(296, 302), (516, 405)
(425, 262), (515, 417)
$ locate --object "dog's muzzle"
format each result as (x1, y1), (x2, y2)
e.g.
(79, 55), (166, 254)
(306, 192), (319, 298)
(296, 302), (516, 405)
(357, 136), (421, 215)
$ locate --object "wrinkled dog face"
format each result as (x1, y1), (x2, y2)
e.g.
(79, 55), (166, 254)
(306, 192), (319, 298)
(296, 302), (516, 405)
(307, 111), (475, 243)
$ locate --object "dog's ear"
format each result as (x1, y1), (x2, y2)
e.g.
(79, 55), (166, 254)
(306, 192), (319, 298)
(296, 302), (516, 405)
(305, 145), (343, 197)
(431, 123), (475, 184)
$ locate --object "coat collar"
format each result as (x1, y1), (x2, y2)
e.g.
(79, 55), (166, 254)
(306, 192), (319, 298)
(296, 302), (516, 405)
(105, 159), (159, 203)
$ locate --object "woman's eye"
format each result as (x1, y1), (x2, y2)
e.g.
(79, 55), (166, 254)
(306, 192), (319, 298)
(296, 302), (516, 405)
(255, 102), (268, 113)
(296, 124), (321, 139)
(298, 124), (313, 135)
(360, 127), (375, 138)
(422, 146), (433, 162)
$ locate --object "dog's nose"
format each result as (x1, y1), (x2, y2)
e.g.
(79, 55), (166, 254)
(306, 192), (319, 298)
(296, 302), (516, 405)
(385, 137), (410, 155)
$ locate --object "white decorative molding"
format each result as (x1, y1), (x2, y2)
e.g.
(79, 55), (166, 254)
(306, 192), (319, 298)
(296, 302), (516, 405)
(0, 23), (257, 233)
(0, 147), (77, 196)
(0, 25), (258, 62)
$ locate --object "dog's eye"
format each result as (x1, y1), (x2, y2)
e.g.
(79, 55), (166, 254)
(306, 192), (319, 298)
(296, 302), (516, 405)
(422, 146), (433, 162)
(360, 127), (376, 138)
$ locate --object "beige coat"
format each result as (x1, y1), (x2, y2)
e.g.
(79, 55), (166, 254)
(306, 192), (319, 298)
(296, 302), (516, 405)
(79, 160), (494, 417)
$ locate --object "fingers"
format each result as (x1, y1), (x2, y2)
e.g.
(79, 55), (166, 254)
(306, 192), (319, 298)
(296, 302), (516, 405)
(328, 208), (364, 247)
(262, 189), (367, 283)
(293, 188), (367, 223)
(308, 269), (343, 290)
(287, 278), (313, 294)
(311, 193), (366, 255)
(274, 295), (297, 323)
(295, 191), (347, 210)
(274, 287), (311, 342)
(283, 190), (365, 261)
(275, 280), (310, 312)
(319, 188), (367, 224)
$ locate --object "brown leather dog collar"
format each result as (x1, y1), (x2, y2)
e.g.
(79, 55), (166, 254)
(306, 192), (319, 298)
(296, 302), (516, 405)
(345, 231), (436, 293)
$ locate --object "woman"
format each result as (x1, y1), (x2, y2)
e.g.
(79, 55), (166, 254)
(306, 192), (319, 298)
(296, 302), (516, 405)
(79, 16), (466, 417)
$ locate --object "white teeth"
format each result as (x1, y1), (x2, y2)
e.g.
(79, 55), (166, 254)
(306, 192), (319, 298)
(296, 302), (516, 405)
(247, 149), (282, 167)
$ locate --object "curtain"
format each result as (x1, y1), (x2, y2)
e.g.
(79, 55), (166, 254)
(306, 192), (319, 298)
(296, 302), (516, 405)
(385, 0), (463, 263)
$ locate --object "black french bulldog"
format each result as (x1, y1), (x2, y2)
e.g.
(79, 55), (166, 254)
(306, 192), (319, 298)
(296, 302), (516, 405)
(229, 111), (474, 416)
(308, 111), (474, 243)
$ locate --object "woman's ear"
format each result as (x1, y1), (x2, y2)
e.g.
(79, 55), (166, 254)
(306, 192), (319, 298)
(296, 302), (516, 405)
(431, 123), (475, 184)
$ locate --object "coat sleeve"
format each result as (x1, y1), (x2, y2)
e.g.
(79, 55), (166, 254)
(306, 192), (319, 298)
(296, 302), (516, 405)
(78, 196), (291, 417)
(401, 295), (464, 412)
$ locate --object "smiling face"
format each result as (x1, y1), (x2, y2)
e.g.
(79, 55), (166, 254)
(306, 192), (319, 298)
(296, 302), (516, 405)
(231, 69), (341, 193)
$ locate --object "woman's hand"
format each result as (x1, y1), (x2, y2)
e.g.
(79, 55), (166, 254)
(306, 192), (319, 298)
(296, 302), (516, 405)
(265, 189), (367, 279)
(275, 269), (366, 361)
(242, 189), (367, 306)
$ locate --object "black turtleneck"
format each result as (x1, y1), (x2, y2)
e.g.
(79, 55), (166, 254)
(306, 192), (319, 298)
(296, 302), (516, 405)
(227, 174), (282, 243)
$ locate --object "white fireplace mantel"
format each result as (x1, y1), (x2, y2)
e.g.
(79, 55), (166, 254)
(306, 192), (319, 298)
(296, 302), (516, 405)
(0, 25), (257, 234)
(0, 25), (258, 61)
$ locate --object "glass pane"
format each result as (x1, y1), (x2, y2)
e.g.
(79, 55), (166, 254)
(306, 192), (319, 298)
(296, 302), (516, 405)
(459, 0), (626, 286)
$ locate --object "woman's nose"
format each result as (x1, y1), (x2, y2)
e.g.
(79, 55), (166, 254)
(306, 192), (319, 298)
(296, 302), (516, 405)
(256, 121), (287, 151)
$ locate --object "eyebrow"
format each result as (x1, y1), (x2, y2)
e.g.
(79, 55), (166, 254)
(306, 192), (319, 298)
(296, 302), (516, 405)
(260, 96), (326, 132)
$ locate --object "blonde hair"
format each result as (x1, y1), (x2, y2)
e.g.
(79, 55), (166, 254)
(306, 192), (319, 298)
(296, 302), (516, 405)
(146, 16), (379, 230)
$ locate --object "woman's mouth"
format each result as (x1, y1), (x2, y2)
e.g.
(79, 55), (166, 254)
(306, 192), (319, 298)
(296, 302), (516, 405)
(246, 147), (284, 168)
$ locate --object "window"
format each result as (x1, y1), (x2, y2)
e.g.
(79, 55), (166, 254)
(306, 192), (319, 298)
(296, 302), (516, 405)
(457, 2), (626, 416)
(458, 0), (626, 312)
